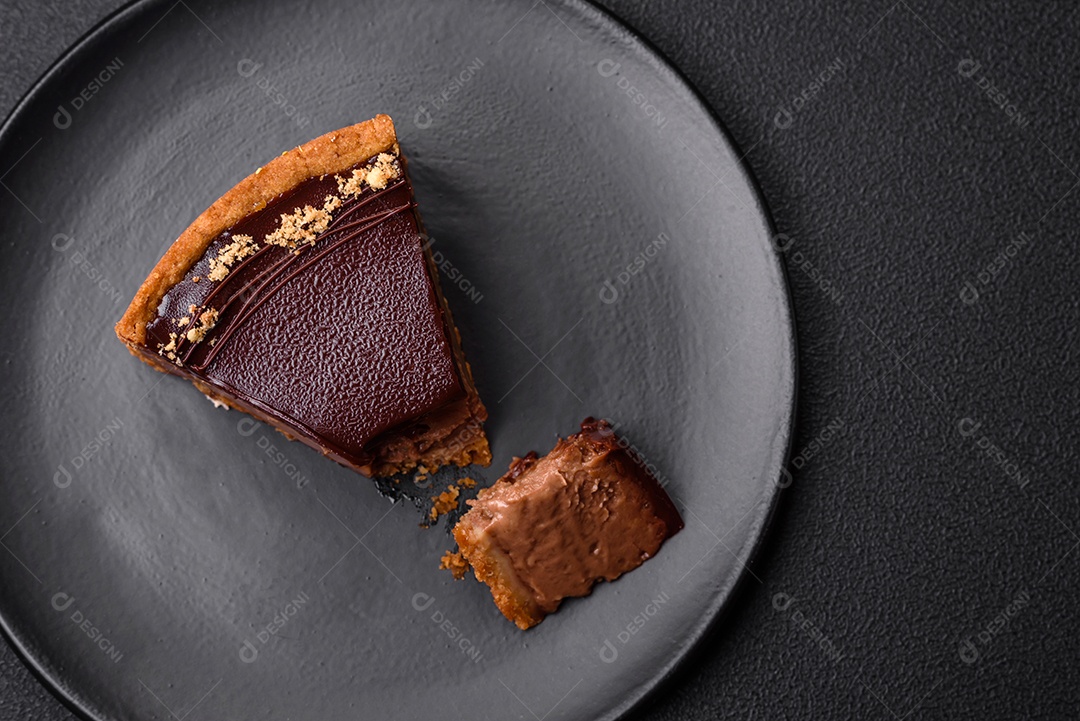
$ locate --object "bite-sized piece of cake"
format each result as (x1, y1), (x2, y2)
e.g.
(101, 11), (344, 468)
(451, 418), (683, 629)
(115, 115), (490, 477)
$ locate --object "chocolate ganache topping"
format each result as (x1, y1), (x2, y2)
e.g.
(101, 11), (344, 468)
(142, 152), (466, 469)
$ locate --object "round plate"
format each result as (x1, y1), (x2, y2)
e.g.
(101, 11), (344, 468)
(0, 1), (795, 719)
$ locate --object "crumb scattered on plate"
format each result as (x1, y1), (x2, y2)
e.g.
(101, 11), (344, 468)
(439, 550), (468, 580)
(429, 485), (460, 521)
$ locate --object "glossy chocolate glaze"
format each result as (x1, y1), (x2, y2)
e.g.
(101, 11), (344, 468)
(143, 156), (465, 470)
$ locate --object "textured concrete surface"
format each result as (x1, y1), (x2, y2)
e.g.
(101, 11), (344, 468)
(1, 1), (1077, 719)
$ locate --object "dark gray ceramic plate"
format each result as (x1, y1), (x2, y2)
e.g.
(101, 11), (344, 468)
(0, 0), (795, 719)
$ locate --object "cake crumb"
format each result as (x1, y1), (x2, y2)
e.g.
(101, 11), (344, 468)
(440, 550), (469, 580)
(429, 485), (461, 521)
(264, 196), (341, 249)
(185, 308), (219, 343)
(459, 477), (477, 489)
(336, 171), (363, 197)
(336, 152), (400, 197)
(157, 332), (178, 357)
(208, 233), (257, 281)
(365, 154), (395, 190)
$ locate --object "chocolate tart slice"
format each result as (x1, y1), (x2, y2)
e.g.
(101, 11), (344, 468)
(115, 115), (490, 477)
(448, 418), (682, 629)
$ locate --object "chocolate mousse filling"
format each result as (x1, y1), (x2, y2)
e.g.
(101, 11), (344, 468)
(449, 418), (682, 629)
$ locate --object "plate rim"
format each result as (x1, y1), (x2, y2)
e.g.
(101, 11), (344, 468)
(0, 1), (799, 719)
(549, 6), (799, 719)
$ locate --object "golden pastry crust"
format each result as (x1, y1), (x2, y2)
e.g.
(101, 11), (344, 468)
(453, 520), (545, 629)
(115, 114), (397, 347)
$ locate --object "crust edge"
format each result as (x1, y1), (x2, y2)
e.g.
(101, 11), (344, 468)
(114, 114), (398, 346)
(453, 522), (544, 630)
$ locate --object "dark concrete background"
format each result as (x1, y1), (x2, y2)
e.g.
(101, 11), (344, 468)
(2, 1), (1078, 719)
